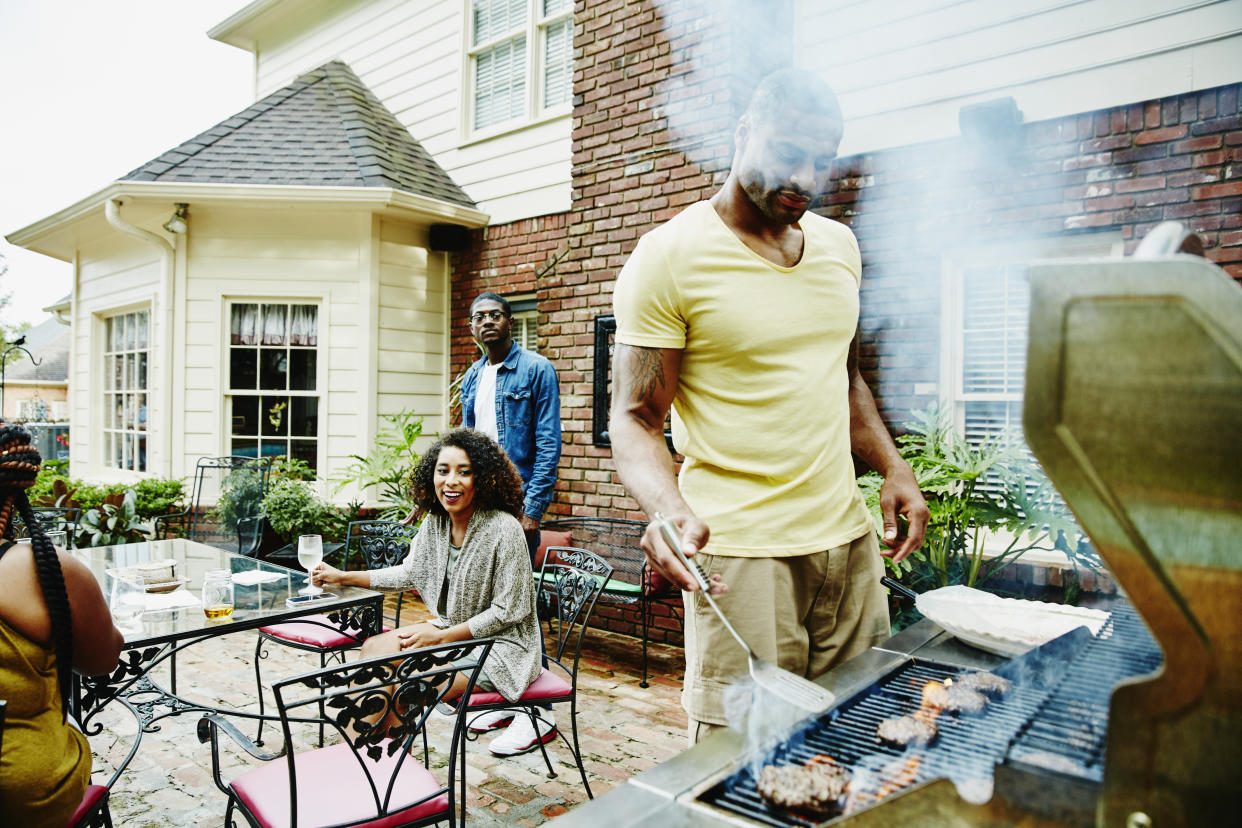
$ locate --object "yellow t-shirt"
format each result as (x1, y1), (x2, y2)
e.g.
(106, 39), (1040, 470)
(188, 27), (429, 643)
(613, 200), (873, 556)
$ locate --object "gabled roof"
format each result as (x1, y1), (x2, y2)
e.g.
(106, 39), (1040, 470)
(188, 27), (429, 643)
(121, 60), (475, 209)
(6, 317), (69, 384)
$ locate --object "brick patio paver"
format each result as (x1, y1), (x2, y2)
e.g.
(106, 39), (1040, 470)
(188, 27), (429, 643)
(86, 598), (688, 826)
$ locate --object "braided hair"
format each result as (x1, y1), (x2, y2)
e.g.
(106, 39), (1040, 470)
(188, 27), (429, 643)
(0, 424), (74, 719)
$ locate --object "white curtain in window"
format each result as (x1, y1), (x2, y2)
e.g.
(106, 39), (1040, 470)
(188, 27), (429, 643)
(261, 304), (287, 346)
(231, 304), (259, 345)
(290, 305), (318, 346)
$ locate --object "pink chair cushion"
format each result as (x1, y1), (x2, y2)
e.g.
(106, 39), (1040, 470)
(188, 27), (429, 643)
(467, 668), (572, 707)
(65, 784), (108, 828)
(259, 615), (367, 649)
(231, 740), (448, 828)
(535, 530), (573, 569)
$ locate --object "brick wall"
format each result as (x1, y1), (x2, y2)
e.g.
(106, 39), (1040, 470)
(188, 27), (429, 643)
(448, 2), (1240, 642)
(826, 82), (1242, 420)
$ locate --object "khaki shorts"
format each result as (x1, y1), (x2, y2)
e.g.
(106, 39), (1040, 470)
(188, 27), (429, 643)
(682, 531), (890, 730)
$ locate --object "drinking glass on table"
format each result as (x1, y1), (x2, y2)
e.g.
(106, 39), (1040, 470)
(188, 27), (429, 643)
(297, 534), (323, 596)
(201, 569), (235, 620)
(109, 574), (146, 633)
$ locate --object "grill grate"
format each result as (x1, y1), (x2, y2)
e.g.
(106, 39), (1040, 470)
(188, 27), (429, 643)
(1004, 601), (1162, 781)
(699, 602), (1159, 827)
(700, 647), (1068, 826)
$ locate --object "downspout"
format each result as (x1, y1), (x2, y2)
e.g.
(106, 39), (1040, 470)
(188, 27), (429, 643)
(105, 198), (175, 477)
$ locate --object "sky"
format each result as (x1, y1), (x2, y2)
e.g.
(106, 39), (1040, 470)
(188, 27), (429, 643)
(0, 1), (254, 329)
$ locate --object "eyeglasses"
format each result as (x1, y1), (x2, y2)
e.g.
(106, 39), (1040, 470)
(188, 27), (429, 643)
(470, 310), (509, 323)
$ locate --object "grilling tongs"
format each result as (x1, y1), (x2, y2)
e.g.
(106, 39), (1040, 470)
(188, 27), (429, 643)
(654, 513), (835, 714)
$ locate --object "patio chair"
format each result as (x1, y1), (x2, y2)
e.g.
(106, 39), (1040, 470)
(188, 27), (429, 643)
(12, 506), (83, 549)
(198, 638), (494, 828)
(540, 516), (681, 687)
(154, 456), (272, 556)
(461, 545), (612, 798)
(252, 520), (411, 747)
(0, 699), (113, 828)
(341, 520), (419, 628)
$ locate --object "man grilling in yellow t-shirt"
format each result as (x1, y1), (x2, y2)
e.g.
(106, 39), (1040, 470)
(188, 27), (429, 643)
(610, 68), (929, 745)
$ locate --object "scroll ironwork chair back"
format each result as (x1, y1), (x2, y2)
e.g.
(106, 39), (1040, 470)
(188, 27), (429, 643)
(199, 639), (494, 828)
(154, 456), (271, 556)
(464, 545), (613, 798)
(1, 698), (115, 828)
(344, 520), (418, 627)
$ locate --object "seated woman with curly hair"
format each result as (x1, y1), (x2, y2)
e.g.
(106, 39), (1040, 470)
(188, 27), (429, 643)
(0, 425), (124, 827)
(311, 427), (551, 756)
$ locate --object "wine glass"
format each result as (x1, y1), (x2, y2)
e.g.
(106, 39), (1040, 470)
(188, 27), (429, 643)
(297, 534), (323, 596)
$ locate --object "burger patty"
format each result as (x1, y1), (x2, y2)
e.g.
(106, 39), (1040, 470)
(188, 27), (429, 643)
(956, 671), (1012, 696)
(876, 714), (938, 747)
(924, 681), (989, 713)
(757, 757), (850, 816)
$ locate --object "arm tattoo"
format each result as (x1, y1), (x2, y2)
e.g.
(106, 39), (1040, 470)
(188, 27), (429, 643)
(625, 346), (666, 401)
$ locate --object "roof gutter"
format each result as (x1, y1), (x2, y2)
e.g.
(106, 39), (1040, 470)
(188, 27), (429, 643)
(105, 198), (175, 478)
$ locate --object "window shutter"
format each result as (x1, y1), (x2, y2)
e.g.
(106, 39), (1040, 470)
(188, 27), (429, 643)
(543, 16), (572, 108)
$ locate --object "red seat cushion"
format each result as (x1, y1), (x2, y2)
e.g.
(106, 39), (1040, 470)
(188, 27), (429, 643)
(231, 740), (447, 828)
(259, 614), (366, 649)
(65, 785), (108, 828)
(467, 668), (572, 707)
(535, 530), (573, 569)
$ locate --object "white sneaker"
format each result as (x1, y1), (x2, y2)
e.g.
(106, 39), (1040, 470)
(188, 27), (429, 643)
(467, 708), (515, 733)
(488, 711), (557, 756)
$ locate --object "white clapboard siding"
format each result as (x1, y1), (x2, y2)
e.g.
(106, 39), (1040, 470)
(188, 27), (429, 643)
(229, 0), (571, 223)
(794, 0), (1242, 155)
(177, 207), (368, 488)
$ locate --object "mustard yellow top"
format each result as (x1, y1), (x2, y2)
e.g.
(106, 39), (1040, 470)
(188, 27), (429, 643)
(0, 614), (91, 828)
(613, 200), (873, 556)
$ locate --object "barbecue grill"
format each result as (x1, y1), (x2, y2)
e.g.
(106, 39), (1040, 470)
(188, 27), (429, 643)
(557, 228), (1241, 827)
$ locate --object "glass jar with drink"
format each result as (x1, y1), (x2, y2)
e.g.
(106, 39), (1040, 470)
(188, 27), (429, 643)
(201, 569), (235, 620)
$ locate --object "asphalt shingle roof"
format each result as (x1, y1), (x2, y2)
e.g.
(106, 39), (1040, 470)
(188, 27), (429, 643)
(122, 61), (475, 209)
(7, 317), (69, 383)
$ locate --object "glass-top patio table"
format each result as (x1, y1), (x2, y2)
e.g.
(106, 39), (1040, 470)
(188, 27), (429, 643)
(70, 538), (384, 786)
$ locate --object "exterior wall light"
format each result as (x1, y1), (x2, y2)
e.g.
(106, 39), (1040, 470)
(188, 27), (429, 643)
(163, 203), (189, 234)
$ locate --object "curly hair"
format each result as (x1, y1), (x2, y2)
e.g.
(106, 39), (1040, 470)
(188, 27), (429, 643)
(0, 424), (73, 720)
(410, 428), (524, 520)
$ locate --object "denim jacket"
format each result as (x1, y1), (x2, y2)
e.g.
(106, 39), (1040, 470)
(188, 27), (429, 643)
(460, 342), (562, 520)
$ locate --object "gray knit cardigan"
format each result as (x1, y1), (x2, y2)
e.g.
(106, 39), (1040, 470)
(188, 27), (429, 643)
(368, 508), (541, 702)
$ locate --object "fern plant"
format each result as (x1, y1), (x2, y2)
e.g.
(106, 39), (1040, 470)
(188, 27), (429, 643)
(860, 402), (1101, 595)
(335, 411), (424, 522)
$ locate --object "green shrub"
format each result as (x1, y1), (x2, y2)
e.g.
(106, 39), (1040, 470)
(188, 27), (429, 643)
(30, 468), (184, 522)
(80, 490), (156, 546)
(262, 477), (344, 544)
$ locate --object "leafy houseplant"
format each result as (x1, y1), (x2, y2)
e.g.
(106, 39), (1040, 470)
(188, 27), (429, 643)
(860, 403), (1101, 618)
(80, 491), (156, 546)
(262, 476), (347, 566)
(335, 411), (424, 522)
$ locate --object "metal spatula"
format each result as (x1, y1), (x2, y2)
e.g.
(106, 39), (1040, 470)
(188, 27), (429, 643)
(654, 514), (835, 714)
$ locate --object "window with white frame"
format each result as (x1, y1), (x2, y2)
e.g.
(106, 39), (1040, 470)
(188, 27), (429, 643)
(227, 302), (320, 470)
(508, 295), (538, 353)
(103, 310), (149, 472)
(944, 234), (1119, 486)
(468, 0), (573, 133)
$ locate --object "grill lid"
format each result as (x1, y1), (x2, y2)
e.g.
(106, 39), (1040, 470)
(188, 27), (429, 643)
(1023, 238), (1242, 824)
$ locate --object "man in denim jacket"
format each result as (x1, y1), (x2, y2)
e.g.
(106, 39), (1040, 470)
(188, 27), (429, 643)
(459, 292), (562, 559)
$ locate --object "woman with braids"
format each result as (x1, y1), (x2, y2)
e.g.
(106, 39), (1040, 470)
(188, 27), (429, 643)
(311, 427), (551, 756)
(0, 425), (123, 826)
